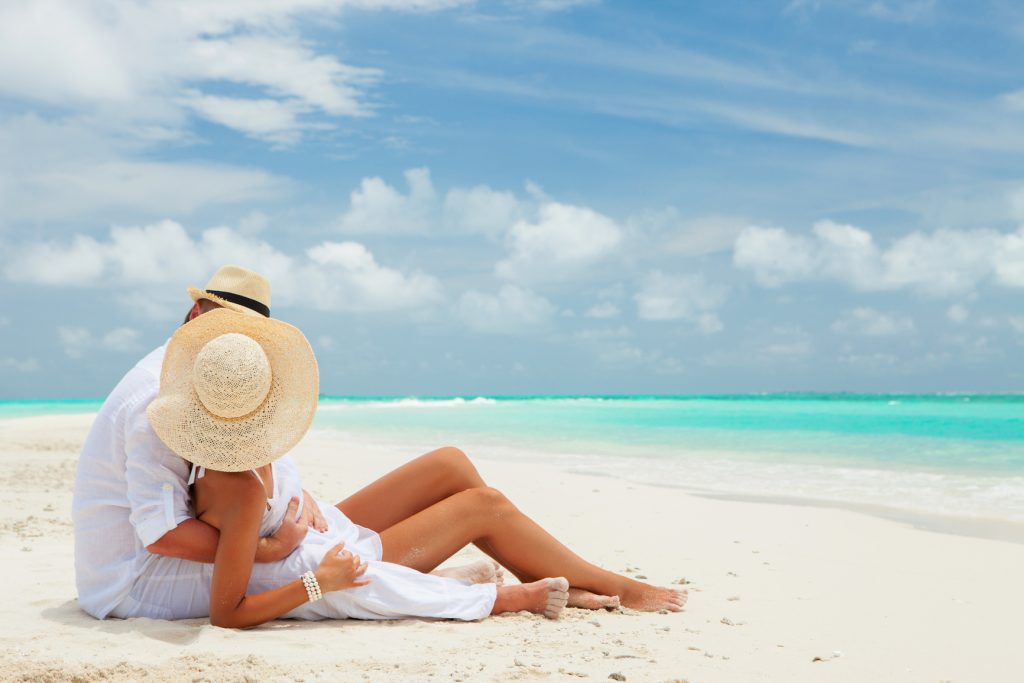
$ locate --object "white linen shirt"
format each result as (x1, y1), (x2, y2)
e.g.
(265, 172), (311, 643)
(72, 344), (194, 619)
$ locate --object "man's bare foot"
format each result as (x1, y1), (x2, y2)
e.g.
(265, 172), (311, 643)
(492, 577), (570, 619)
(619, 583), (688, 612)
(431, 560), (505, 586)
(567, 587), (620, 610)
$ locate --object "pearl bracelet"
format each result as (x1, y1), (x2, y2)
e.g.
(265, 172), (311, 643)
(301, 570), (323, 603)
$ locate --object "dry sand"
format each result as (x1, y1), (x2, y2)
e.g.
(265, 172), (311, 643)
(1, 414), (1022, 682)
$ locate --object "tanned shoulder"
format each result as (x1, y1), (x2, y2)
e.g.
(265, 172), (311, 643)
(194, 470), (265, 530)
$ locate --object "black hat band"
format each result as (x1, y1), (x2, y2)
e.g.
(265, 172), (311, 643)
(206, 290), (271, 317)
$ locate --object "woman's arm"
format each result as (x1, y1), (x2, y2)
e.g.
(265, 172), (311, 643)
(201, 472), (310, 628)
(200, 472), (370, 629)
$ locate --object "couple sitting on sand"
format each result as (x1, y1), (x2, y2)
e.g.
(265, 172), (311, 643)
(72, 265), (686, 628)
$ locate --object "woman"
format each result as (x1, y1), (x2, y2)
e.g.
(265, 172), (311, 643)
(149, 309), (685, 626)
(149, 309), (570, 627)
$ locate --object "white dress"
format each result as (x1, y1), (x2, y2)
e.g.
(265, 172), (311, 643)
(111, 455), (496, 622)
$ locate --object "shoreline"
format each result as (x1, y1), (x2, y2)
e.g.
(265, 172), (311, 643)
(306, 426), (1024, 543)
(4, 413), (1022, 544)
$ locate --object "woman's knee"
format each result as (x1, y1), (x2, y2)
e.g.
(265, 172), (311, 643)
(466, 486), (514, 516)
(432, 446), (483, 487)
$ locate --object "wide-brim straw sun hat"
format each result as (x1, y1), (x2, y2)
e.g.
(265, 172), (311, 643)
(188, 264), (272, 318)
(148, 308), (319, 471)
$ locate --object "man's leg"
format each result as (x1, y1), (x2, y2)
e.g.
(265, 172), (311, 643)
(108, 556), (213, 620)
(335, 446), (485, 532)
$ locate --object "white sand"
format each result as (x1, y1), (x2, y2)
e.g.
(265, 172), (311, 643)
(1, 414), (1022, 682)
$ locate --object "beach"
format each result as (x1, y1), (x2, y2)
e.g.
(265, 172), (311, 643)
(1, 410), (1022, 682)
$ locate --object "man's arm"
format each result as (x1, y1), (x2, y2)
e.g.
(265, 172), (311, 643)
(147, 496), (312, 563)
(146, 518), (219, 563)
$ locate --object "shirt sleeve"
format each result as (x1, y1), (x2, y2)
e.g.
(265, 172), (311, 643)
(124, 402), (193, 548)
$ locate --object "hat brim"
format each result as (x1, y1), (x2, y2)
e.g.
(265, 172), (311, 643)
(187, 287), (265, 317)
(148, 308), (318, 471)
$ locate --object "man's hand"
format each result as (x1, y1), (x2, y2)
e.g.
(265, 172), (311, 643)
(303, 489), (328, 532)
(254, 496), (312, 563)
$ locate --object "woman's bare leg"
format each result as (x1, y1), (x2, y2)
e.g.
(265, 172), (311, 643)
(335, 446), (485, 532)
(379, 487), (686, 612)
(338, 445), (629, 608)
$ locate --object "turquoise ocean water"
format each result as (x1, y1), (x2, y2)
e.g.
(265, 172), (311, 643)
(5, 394), (1023, 525)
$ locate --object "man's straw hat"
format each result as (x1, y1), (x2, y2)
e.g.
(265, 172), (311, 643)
(148, 308), (318, 471)
(188, 264), (272, 318)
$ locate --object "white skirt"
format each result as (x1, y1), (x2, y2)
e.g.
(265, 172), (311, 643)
(110, 502), (496, 622)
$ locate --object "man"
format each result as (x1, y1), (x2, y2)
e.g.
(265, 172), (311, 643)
(72, 265), (323, 618)
(72, 265), (497, 619)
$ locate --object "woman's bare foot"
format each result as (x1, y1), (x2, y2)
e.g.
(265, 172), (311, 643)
(492, 578), (570, 619)
(431, 559), (505, 586)
(619, 582), (688, 612)
(567, 587), (620, 610)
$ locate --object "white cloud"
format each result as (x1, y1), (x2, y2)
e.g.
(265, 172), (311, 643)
(784, 0), (935, 23)
(1000, 90), (1024, 113)
(496, 202), (622, 282)
(0, 1), (462, 144)
(181, 93), (310, 145)
(571, 326), (683, 374)
(0, 116), (290, 224)
(585, 301), (621, 319)
(337, 168), (438, 234)
(837, 351), (900, 369)
(585, 283), (624, 319)
(336, 168), (524, 237)
(734, 221), (1024, 296)
(946, 304), (969, 324)
(237, 210), (270, 236)
(456, 285), (556, 334)
(761, 325), (815, 360)
(186, 34), (379, 120)
(831, 307), (915, 336)
(703, 324), (814, 367)
(602, 346), (684, 374)
(574, 326), (632, 341)
(37, 160), (287, 219)
(626, 208), (746, 257)
(0, 357), (39, 373)
(634, 271), (726, 333)
(732, 224), (818, 287)
(101, 327), (143, 352)
(862, 0), (936, 23)
(306, 241), (443, 312)
(0, 0), (466, 227)
(443, 185), (522, 238)
(334, 170), (624, 283)
(659, 212), (749, 257)
(4, 219), (443, 314)
(59, 326), (141, 358)
(509, 0), (598, 11)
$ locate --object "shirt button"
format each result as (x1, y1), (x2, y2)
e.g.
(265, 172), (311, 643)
(162, 483), (172, 491)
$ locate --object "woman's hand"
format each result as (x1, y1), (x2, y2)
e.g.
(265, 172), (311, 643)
(303, 489), (328, 532)
(316, 542), (371, 593)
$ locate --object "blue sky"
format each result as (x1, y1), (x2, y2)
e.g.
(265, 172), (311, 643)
(2, 0), (1024, 398)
